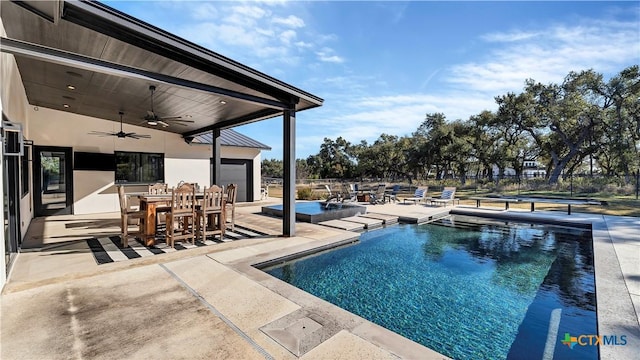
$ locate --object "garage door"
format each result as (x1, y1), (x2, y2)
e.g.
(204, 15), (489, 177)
(220, 159), (252, 202)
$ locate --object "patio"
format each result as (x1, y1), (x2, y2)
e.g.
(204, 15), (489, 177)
(2, 202), (638, 359)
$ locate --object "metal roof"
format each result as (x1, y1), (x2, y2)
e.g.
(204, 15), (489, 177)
(191, 129), (271, 150)
(0, 0), (323, 137)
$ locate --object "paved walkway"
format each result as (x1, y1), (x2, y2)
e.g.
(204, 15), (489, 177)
(1, 201), (638, 359)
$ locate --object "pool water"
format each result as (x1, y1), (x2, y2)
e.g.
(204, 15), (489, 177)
(264, 215), (597, 360)
(265, 201), (357, 215)
(261, 201), (367, 223)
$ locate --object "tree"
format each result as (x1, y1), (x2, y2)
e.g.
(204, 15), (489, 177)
(261, 158), (283, 178)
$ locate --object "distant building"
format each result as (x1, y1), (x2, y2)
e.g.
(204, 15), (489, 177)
(491, 159), (546, 178)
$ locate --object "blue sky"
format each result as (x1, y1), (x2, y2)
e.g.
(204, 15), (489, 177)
(104, 1), (640, 160)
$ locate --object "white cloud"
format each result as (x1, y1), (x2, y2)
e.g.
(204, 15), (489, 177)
(316, 48), (344, 63)
(481, 31), (541, 42)
(449, 18), (639, 94)
(280, 30), (297, 45)
(272, 15), (305, 28)
(174, 1), (342, 67)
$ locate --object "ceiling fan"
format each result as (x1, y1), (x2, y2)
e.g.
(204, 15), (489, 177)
(89, 112), (151, 139)
(141, 85), (195, 127)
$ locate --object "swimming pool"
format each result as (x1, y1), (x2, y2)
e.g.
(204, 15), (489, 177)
(262, 215), (597, 360)
(261, 201), (366, 223)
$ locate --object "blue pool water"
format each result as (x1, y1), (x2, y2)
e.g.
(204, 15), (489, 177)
(265, 201), (354, 215)
(264, 215), (597, 360)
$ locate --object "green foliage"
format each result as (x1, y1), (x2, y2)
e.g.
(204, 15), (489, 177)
(297, 186), (315, 200)
(264, 66), (639, 191)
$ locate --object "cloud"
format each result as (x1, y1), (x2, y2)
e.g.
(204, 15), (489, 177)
(481, 31), (541, 42)
(449, 18), (639, 94)
(173, 1), (342, 69)
(272, 15), (305, 28)
(316, 48), (345, 63)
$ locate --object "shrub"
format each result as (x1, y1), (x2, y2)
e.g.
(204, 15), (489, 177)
(297, 187), (314, 200)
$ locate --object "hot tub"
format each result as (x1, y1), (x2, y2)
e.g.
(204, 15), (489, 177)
(261, 201), (367, 223)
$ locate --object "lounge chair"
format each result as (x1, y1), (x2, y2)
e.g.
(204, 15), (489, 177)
(429, 187), (458, 207)
(369, 184), (387, 204)
(340, 183), (358, 202)
(404, 186), (429, 204)
(325, 184), (340, 202)
(384, 184), (401, 203)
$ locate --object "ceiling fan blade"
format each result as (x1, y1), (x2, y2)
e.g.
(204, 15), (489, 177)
(159, 116), (182, 121)
(89, 131), (117, 137)
(125, 132), (151, 139)
(166, 119), (195, 123)
(158, 120), (170, 127)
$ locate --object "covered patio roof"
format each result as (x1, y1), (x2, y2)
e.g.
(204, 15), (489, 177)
(1, 0), (319, 236)
(0, 0), (322, 135)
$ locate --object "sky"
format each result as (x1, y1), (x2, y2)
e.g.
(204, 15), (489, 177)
(103, 0), (640, 160)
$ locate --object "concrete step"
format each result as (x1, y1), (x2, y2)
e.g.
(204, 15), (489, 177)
(341, 216), (383, 229)
(318, 219), (365, 231)
(359, 213), (399, 225)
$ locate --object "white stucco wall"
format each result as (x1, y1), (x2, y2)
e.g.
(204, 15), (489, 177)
(27, 107), (263, 214)
(1, 17), (35, 288)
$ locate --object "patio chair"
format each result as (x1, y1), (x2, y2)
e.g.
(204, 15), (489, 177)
(325, 184), (341, 202)
(117, 185), (145, 247)
(404, 186), (429, 205)
(165, 184), (197, 248)
(384, 184), (401, 203)
(196, 185), (225, 242)
(340, 183), (358, 202)
(369, 184), (387, 204)
(429, 187), (458, 207)
(225, 183), (238, 231)
(148, 182), (170, 232)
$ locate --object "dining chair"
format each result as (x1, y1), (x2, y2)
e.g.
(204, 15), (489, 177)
(148, 183), (170, 232)
(165, 184), (196, 248)
(225, 183), (238, 231)
(148, 182), (168, 194)
(117, 185), (145, 247)
(196, 185), (225, 242)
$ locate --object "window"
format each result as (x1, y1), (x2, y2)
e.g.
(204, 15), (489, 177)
(21, 145), (30, 197)
(115, 151), (164, 184)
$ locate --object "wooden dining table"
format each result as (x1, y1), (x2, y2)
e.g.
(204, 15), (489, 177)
(138, 194), (173, 246)
(138, 192), (226, 246)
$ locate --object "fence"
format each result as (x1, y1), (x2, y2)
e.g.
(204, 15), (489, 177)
(263, 172), (640, 200)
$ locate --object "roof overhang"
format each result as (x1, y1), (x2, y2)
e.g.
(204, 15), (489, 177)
(1, 0), (323, 137)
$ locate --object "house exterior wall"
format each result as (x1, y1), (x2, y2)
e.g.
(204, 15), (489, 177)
(1, 18), (33, 288)
(28, 107), (261, 214)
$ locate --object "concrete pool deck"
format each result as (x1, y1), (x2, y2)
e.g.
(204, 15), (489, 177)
(1, 200), (638, 359)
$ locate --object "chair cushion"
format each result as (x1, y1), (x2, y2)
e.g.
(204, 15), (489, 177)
(441, 190), (453, 199)
(414, 189), (425, 197)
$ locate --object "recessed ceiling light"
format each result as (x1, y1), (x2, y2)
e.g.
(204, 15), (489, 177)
(219, 100), (227, 105)
(67, 85), (75, 90)
(63, 104), (70, 108)
(185, 115), (192, 118)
